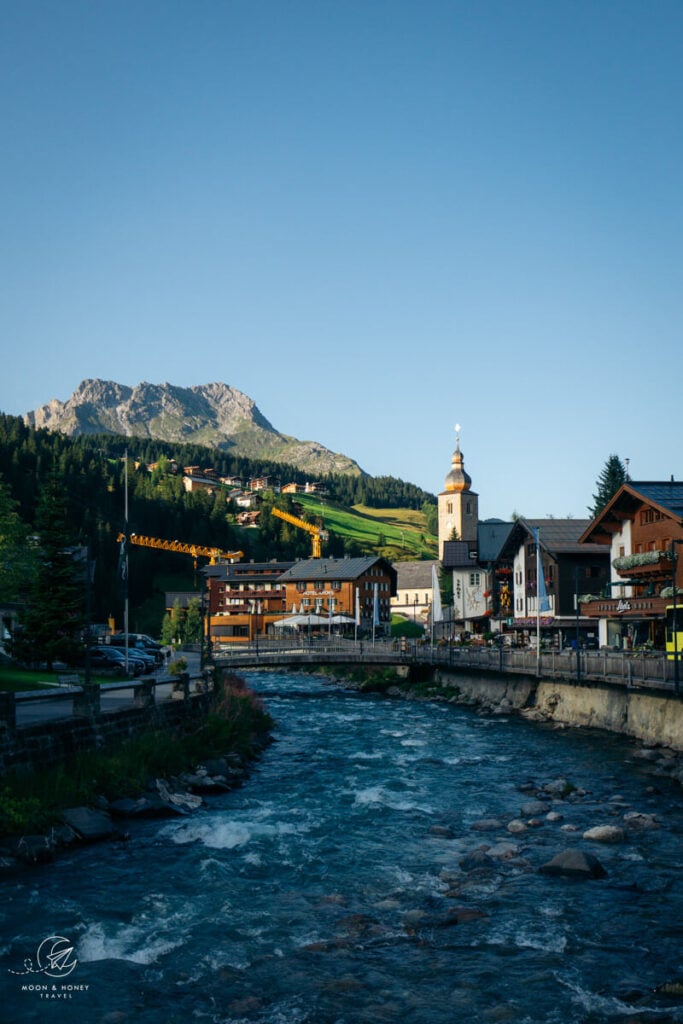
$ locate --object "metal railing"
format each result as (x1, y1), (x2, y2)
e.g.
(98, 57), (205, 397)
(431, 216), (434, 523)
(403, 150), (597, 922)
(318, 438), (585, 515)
(212, 636), (681, 694)
(3, 639), (679, 731)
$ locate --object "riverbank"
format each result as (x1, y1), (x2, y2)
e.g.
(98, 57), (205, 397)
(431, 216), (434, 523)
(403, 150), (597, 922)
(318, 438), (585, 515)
(0, 673), (273, 869)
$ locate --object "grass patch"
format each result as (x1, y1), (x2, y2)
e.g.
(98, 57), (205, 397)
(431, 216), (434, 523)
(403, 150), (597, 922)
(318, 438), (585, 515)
(390, 615), (425, 638)
(0, 673), (273, 837)
(294, 494), (437, 559)
(0, 665), (127, 691)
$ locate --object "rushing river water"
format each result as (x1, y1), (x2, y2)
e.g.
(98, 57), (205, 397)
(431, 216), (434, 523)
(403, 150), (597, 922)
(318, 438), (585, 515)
(2, 671), (683, 1024)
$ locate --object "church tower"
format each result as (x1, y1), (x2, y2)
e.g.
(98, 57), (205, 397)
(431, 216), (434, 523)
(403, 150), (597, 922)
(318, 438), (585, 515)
(438, 427), (478, 558)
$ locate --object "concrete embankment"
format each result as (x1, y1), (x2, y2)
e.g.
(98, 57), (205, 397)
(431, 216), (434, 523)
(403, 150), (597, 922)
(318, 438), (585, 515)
(429, 668), (683, 752)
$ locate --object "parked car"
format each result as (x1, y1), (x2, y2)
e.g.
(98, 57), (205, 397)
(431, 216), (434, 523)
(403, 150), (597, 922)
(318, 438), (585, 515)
(105, 635), (163, 666)
(88, 647), (146, 676)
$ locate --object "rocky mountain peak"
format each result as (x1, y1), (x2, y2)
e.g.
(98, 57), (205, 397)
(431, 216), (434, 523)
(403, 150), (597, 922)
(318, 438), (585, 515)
(23, 379), (362, 476)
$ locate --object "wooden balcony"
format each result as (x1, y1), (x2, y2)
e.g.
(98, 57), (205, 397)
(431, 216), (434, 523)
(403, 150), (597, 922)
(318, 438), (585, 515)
(613, 552), (673, 581)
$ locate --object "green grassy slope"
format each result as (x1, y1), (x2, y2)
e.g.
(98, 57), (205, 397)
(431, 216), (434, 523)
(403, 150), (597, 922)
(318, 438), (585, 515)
(294, 494), (437, 560)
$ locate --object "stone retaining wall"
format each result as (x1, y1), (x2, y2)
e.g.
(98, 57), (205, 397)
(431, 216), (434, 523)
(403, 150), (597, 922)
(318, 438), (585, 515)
(0, 688), (215, 776)
(432, 667), (683, 751)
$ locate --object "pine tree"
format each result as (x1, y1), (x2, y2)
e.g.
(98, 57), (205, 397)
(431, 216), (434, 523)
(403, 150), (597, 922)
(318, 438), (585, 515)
(0, 475), (35, 604)
(12, 473), (85, 669)
(589, 455), (627, 518)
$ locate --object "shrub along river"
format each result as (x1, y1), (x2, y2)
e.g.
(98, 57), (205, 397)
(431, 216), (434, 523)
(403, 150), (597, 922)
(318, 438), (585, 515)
(2, 670), (683, 1024)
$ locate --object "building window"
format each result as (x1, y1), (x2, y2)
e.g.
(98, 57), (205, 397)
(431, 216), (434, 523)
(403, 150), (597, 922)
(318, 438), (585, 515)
(470, 572), (480, 586)
(447, 501), (453, 514)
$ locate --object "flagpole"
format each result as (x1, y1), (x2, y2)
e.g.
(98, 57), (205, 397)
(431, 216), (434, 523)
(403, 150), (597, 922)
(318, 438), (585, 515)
(124, 449), (129, 673)
(535, 528), (541, 677)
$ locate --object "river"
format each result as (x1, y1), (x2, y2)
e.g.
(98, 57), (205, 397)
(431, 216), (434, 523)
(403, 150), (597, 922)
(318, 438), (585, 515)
(2, 670), (682, 1023)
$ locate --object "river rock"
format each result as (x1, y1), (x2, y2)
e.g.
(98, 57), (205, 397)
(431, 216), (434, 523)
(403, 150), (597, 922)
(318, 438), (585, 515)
(542, 778), (574, 797)
(582, 825), (626, 843)
(155, 779), (204, 811)
(623, 811), (659, 830)
(459, 848), (495, 872)
(429, 825), (455, 838)
(486, 841), (520, 860)
(15, 835), (54, 865)
(546, 811), (564, 822)
(520, 800), (550, 817)
(62, 806), (116, 841)
(539, 849), (607, 879)
(507, 819), (528, 834)
(471, 818), (504, 832)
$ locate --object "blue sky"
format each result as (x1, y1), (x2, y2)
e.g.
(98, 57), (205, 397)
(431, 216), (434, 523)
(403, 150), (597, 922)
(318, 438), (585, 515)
(1, 1), (681, 521)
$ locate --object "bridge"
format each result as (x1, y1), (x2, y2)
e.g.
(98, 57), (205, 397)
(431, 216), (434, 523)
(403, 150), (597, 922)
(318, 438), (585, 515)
(214, 636), (681, 695)
(2, 639), (679, 735)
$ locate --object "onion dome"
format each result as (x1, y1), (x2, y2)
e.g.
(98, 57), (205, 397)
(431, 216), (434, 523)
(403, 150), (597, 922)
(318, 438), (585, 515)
(444, 436), (472, 493)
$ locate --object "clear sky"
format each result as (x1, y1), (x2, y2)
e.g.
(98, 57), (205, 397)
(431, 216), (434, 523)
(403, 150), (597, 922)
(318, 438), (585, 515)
(1, 1), (681, 520)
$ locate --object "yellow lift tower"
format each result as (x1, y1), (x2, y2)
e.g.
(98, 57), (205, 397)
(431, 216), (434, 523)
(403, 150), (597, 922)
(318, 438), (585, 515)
(271, 508), (328, 558)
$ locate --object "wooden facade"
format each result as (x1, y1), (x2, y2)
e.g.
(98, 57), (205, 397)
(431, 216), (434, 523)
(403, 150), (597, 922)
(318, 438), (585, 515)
(278, 557), (398, 631)
(579, 482), (683, 648)
(204, 561), (294, 643)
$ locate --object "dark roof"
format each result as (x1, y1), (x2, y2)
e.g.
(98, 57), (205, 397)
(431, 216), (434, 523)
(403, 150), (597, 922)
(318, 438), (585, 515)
(442, 540), (477, 568)
(278, 557), (396, 583)
(204, 561), (294, 582)
(392, 560), (438, 588)
(579, 481), (683, 543)
(629, 481), (683, 517)
(500, 518), (609, 559)
(477, 520), (515, 563)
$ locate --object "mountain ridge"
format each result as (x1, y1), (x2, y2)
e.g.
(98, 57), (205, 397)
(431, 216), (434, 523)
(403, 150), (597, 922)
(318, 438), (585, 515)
(24, 379), (363, 476)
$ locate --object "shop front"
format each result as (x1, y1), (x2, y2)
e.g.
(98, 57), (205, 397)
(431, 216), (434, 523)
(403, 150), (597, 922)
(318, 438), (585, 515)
(580, 596), (667, 650)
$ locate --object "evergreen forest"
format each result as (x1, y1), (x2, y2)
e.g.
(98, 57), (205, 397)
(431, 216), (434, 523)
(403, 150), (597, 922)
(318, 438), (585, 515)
(0, 415), (436, 640)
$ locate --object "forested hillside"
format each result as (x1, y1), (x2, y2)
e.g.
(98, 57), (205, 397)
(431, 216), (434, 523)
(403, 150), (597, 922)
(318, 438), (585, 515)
(0, 415), (436, 635)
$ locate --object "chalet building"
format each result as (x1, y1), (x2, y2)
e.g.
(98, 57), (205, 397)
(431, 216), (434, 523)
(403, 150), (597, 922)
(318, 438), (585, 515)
(578, 481), (683, 649)
(442, 519), (514, 633)
(236, 510), (262, 527)
(496, 518), (610, 648)
(203, 561), (295, 644)
(183, 474), (219, 495)
(282, 482), (327, 495)
(278, 557), (397, 633)
(234, 492), (263, 510)
(249, 476), (280, 493)
(391, 561), (438, 624)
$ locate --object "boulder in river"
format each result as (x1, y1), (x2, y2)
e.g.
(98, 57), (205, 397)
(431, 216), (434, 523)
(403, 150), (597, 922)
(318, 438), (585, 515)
(582, 825), (626, 843)
(539, 848), (607, 879)
(62, 806), (116, 841)
(470, 818), (504, 832)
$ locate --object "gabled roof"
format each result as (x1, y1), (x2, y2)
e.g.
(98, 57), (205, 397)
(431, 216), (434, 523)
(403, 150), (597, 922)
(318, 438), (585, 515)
(580, 481), (683, 544)
(477, 519), (515, 563)
(442, 540), (477, 568)
(500, 518), (608, 559)
(278, 557), (396, 583)
(204, 561), (294, 582)
(392, 560), (438, 588)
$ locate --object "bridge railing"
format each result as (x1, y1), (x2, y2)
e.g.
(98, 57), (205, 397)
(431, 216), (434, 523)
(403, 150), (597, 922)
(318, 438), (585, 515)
(213, 637), (681, 694)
